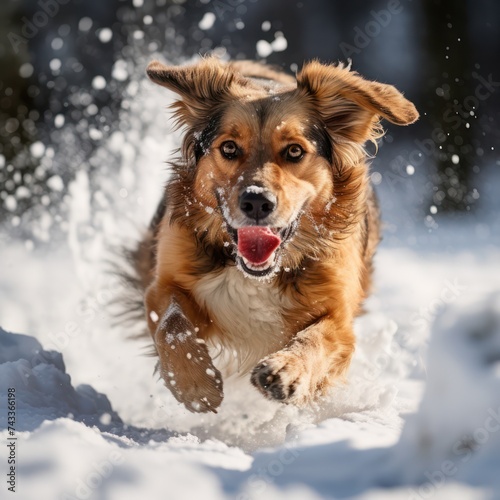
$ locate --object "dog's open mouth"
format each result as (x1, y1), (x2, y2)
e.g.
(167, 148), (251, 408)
(237, 226), (281, 276)
(226, 223), (298, 277)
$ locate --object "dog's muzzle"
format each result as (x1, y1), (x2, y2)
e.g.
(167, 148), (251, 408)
(219, 187), (299, 278)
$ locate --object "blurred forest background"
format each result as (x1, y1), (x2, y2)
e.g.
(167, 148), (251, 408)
(0, 0), (499, 242)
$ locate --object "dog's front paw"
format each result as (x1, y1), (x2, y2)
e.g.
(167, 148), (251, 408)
(159, 340), (224, 413)
(250, 352), (313, 406)
(170, 363), (223, 414)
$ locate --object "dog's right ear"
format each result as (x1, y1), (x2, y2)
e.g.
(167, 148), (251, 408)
(147, 58), (237, 126)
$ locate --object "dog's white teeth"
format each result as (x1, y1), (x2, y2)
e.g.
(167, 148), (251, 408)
(241, 252), (276, 271)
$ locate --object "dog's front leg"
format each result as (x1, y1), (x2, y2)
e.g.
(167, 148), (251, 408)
(146, 287), (223, 413)
(251, 316), (355, 406)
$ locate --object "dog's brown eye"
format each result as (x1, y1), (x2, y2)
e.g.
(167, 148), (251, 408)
(220, 141), (239, 160)
(284, 144), (305, 162)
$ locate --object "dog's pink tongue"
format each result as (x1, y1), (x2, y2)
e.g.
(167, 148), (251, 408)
(237, 227), (281, 265)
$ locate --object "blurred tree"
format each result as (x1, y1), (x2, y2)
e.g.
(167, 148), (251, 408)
(2, 0), (498, 234)
(422, 0), (476, 211)
(0, 1), (40, 217)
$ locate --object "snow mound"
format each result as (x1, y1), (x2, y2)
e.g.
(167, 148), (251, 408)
(0, 328), (121, 431)
(390, 292), (500, 494)
(0, 329), (252, 500)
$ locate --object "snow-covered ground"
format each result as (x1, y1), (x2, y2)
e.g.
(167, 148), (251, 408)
(1, 71), (500, 500)
(2, 236), (499, 500)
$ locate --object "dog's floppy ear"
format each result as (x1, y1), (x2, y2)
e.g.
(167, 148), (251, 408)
(147, 57), (238, 126)
(296, 61), (418, 144)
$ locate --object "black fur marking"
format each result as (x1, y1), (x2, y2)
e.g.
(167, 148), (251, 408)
(191, 233), (235, 276)
(254, 100), (272, 127)
(306, 122), (333, 163)
(194, 112), (222, 162)
(149, 192), (167, 235)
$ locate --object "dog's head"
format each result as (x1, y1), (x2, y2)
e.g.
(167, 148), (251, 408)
(147, 58), (418, 279)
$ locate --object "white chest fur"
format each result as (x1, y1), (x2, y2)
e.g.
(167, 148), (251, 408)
(192, 266), (288, 375)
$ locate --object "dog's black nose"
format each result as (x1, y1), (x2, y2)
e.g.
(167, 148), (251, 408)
(239, 191), (276, 221)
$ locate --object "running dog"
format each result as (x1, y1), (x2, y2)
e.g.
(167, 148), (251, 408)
(132, 57), (418, 413)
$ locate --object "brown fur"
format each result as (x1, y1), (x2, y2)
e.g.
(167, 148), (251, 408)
(134, 57), (418, 413)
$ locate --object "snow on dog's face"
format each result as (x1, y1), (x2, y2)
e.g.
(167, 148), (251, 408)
(147, 58), (418, 279)
(192, 98), (335, 278)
